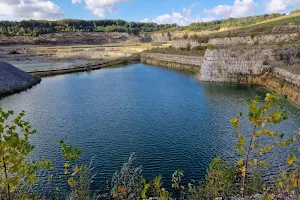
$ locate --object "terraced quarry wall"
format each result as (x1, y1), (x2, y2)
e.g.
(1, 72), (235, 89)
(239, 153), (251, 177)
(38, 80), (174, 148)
(141, 53), (203, 73)
(144, 34), (300, 106)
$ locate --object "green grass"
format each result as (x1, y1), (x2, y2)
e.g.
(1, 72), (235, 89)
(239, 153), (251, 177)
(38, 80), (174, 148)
(210, 13), (300, 38)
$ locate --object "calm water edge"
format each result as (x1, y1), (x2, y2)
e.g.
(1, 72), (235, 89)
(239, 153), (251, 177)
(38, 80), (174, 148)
(0, 63), (299, 193)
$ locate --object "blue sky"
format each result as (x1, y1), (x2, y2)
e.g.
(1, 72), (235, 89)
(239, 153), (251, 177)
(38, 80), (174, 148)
(0, 0), (299, 25)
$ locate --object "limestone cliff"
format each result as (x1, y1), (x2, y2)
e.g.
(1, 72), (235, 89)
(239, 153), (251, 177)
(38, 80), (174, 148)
(198, 47), (300, 106)
(141, 53), (202, 73)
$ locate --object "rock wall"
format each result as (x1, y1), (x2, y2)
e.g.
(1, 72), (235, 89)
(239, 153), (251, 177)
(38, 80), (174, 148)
(198, 49), (274, 83)
(199, 49), (300, 106)
(209, 33), (298, 46)
(172, 39), (207, 49)
(0, 32), (173, 46)
(141, 53), (203, 73)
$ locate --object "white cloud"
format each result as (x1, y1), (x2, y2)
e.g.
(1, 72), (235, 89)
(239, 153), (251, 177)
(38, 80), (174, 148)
(72, 0), (130, 18)
(0, 0), (63, 20)
(141, 12), (214, 26)
(265, 0), (300, 13)
(204, 0), (257, 18)
(72, 0), (82, 4)
(182, 8), (192, 15)
(140, 18), (150, 23)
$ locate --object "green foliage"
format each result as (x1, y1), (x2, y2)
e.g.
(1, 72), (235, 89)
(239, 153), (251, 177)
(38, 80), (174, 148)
(291, 9), (300, 14)
(0, 107), (51, 200)
(275, 128), (300, 198)
(188, 13), (284, 31)
(201, 157), (239, 199)
(245, 169), (265, 196)
(206, 43), (215, 50)
(67, 164), (97, 200)
(254, 40), (260, 45)
(250, 32), (255, 39)
(0, 20), (177, 36)
(230, 91), (288, 198)
(59, 139), (82, 190)
(172, 169), (184, 189)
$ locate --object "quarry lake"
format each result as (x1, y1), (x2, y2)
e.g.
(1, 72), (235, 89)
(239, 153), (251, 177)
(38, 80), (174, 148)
(0, 63), (300, 192)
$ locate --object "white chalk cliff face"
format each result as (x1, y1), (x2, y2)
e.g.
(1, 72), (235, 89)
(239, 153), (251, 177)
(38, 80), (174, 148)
(198, 47), (300, 106)
(198, 49), (274, 83)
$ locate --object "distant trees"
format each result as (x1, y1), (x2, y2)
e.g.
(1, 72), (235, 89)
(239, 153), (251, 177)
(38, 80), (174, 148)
(0, 20), (177, 36)
(188, 13), (284, 31)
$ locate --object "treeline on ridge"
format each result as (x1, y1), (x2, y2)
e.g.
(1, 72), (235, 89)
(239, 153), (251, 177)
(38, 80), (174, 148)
(0, 19), (177, 36)
(165, 13), (286, 32)
(0, 13), (293, 37)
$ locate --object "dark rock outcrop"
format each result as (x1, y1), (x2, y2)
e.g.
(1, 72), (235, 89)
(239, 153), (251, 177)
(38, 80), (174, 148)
(0, 61), (40, 95)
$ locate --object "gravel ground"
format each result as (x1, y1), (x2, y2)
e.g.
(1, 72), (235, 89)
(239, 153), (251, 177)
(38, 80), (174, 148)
(0, 61), (40, 95)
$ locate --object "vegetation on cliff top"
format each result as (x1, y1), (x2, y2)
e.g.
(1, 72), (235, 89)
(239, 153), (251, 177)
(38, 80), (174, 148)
(0, 20), (176, 36)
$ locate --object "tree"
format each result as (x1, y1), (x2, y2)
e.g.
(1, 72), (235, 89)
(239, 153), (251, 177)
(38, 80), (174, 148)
(0, 107), (51, 200)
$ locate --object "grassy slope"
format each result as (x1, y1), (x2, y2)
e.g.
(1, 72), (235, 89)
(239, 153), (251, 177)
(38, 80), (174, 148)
(214, 13), (300, 37)
(181, 13), (300, 38)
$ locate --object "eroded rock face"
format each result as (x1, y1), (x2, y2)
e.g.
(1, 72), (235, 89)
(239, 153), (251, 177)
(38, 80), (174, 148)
(198, 48), (300, 106)
(141, 53), (203, 73)
(0, 61), (40, 95)
(209, 33), (298, 46)
(198, 49), (274, 83)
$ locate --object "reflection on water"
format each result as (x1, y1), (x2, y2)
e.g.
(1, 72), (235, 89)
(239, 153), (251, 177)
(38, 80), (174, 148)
(0, 63), (299, 192)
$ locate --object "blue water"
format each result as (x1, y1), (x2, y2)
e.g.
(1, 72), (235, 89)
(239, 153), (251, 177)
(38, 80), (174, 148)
(0, 63), (299, 193)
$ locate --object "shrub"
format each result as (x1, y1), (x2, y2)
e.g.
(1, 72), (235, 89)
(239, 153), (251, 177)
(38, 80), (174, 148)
(250, 32), (255, 39)
(201, 157), (239, 199)
(262, 60), (269, 65)
(183, 34), (188, 39)
(8, 50), (19, 54)
(110, 153), (142, 200)
(0, 108), (52, 200)
(254, 40), (259, 45)
(206, 43), (215, 50)
(230, 91), (289, 198)
(291, 9), (300, 14)
(262, 55), (269, 65)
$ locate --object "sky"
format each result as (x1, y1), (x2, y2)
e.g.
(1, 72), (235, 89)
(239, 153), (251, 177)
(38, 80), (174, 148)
(0, 0), (299, 25)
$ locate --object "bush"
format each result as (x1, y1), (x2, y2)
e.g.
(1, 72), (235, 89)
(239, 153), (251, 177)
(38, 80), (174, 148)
(110, 153), (142, 200)
(254, 40), (259, 45)
(206, 43), (215, 50)
(201, 157), (239, 199)
(8, 50), (19, 54)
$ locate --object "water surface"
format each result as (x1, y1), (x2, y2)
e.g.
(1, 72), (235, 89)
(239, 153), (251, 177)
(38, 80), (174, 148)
(0, 63), (299, 192)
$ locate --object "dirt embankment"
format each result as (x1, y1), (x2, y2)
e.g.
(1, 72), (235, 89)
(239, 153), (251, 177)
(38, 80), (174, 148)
(0, 32), (172, 46)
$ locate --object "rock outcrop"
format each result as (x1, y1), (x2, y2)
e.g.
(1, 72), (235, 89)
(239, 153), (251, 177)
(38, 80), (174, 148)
(141, 53), (203, 73)
(198, 47), (300, 106)
(0, 61), (40, 95)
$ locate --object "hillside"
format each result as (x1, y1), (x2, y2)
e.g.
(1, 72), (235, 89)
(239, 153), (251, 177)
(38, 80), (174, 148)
(172, 12), (300, 39)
